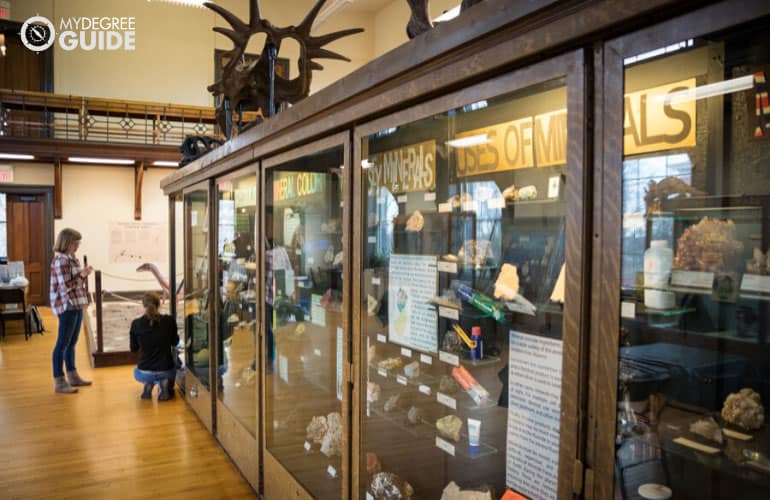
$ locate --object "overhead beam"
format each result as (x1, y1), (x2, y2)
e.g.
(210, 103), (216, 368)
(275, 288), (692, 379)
(134, 161), (145, 221)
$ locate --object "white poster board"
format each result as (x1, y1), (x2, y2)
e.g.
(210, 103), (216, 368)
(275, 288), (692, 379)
(110, 221), (166, 264)
(388, 254), (438, 353)
(506, 330), (563, 500)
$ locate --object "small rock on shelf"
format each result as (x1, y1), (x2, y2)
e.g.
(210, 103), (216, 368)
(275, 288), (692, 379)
(404, 361), (420, 379)
(368, 472), (414, 500)
(721, 388), (765, 430)
(436, 414), (463, 442)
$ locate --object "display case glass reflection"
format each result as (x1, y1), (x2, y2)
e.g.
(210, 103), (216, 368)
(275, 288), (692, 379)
(174, 195), (186, 387)
(360, 80), (568, 499)
(217, 172), (258, 435)
(616, 21), (770, 499)
(184, 187), (210, 388)
(264, 146), (346, 497)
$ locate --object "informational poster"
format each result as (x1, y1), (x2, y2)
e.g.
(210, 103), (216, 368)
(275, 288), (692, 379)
(110, 221), (166, 263)
(506, 330), (563, 500)
(388, 254), (438, 353)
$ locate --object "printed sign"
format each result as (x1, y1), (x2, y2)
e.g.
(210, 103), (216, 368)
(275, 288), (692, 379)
(388, 254), (439, 353)
(365, 140), (436, 194)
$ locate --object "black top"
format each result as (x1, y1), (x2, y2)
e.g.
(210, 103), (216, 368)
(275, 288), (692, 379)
(129, 314), (179, 371)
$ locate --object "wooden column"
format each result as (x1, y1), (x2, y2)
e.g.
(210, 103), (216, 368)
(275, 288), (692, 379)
(134, 161), (144, 220)
(54, 159), (62, 219)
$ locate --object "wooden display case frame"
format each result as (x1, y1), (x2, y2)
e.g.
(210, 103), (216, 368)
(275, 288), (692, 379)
(590, 1), (770, 499)
(352, 49), (590, 500)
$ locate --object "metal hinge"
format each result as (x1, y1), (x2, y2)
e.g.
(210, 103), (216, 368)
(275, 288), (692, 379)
(572, 459), (584, 495)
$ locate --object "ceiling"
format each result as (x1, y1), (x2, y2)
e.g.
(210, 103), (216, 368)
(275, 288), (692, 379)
(346, 0), (394, 13)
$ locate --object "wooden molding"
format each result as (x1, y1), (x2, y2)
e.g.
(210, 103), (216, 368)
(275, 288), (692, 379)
(134, 162), (144, 220)
(54, 159), (63, 219)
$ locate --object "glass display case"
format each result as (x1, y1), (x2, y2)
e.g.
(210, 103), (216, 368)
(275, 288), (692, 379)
(216, 170), (258, 435)
(173, 194), (185, 391)
(263, 136), (350, 499)
(612, 16), (770, 500)
(355, 56), (585, 500)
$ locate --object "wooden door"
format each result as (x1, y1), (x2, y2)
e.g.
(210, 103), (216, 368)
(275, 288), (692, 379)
(6, 194), (48, 305)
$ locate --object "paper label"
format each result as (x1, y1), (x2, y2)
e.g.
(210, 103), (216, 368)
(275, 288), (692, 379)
(339, 201), (344, 208)
(439, 306), (459, 320)
(378, 368), (387, 378)
(487, 198), (506, 209)
(437, 391), (457, 409)
(279, 354), (289, 383)
(336, 328), (343, 401)
(397, 195), (408, 203)
(548, 176), (561, 199)
(438, 203), (451, 213)
(435, 436), (456, 456)
(327, 465), (337, 478)
(397, 375), (408, 386)
(741, 274), (770, 294)
(401, 347), (412, 358)
(419, 384), (431, 395)
(420, 354), (432, 365)
(304, 441), (311, 451)
(671, 270), (714, 289)
(424, 192), (437, 201)
(368, 236), (377, 244)
(377, 334), (387, 344)
(621, 301), (636, 319)
(437, 261), (458, 274)
(439, 351), (460, 366)
(372, 277), (381, 285)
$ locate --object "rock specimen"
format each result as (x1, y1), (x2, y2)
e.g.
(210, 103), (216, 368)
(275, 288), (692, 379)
(644, 176), (703, 212)
(689, 417), (723, 444)
(384, 394), (400, 412)
(368, 382), (381, 403)
(368, 294), (381, 316)
(368, 472), (414, 500)
(439, 375), (459, 394)
(517, 185), (537, 201)
(404, 361), (420, 379)
(722, 388), (765, 430)
(442, 253), (458, 262)
(321, 412), (342, 457)
(502, 184), (518, 202)
(366, 452), (382, 475)
(673, 217), (744, 273)
(368, 344), (377, 363)
(378, 357), (403, 370)
(448, 193), (473, 208)
(436, 415), (463, 442)
(440, 481), (494, 500)
(493, 263), (520, 300)
(306, 415), (328, 444)
(407, 406), (421, 425)
(746, 247), (768, 275)
(405, 210), (424, 232)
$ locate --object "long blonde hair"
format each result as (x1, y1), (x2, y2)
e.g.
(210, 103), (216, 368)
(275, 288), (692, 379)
(143, 292), (161, 324)
(53, 228), (82, 253)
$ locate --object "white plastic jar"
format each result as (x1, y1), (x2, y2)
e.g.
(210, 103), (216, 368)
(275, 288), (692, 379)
(644, 240), (675, 309)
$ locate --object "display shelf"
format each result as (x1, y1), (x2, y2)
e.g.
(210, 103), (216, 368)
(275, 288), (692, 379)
(368, 361), (439, 388)
(460, 355), (501, 368)
(634, 304), (696, 317)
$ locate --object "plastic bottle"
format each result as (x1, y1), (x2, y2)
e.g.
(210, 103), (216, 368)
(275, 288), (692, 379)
(644, 240), (675, 309)
(470, 326), (483, 361)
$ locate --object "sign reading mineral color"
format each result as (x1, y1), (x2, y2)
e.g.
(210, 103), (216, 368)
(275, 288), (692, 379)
(365, 140), (436, 194)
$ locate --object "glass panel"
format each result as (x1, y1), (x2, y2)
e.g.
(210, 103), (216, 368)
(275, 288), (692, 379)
(265, 146), (346, 497)
(0, 193), (6, 259)
(360, 80), (568, 499)
(185, 186), (210, 389)
(217, 172), (258, 435)
(616, 19), (770, 500)
(174, 195), (186, 384)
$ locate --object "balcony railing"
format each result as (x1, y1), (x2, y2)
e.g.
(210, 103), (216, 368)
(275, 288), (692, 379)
(0, 89), (259, 147)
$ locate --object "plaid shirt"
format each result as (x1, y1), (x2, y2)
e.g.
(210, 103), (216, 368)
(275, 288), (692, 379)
(50, 252), (89, 315)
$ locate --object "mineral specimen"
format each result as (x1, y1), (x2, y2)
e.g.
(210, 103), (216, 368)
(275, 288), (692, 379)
(436, 415), (463, 442)
(457, 240), (493, 266)
(366, 452), (382, 475)
(368, 294), (381, 316)
(746, 247), (768, 275)
(306, 415), (328, 444)
(404, 361), (420, 379)
(384, 394), (400, 412)
(321, 412), (342, 457)
(439, 375), (459, 394)
(517, 185), (537, 201)
(407, 406), (421, 425)
(448, 193), (473, 208)
(721, 388), (765, 430)
(368, 344), (377, 364)
(673, 217), (744, 273)
(502, 184), (518, 202)
(645, 176), (703, 213)
(493, 263), (520, 300)
(405, 210), (424, 232)
(689, 417), (723, 444)
(378, 357), (403, 371)
(440, 481), (494, 500)
(442, 253), (459, 262)
(368, 472), (414, 500)
(368, 382), (381, 403)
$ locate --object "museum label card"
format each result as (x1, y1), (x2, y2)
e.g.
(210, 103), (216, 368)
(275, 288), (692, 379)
(314, 348), (322, 357)
(437, 391), (457, 409)
(368, 236), (377, 244)
(671, 270), (714, 289)
(424, 192), (436, 201)
(439, 306), (460, 320)
(420, 354), (432, 365)
(435, 436), (456, 456)
(547, 176), (560, 199)
(378, 368), (387, 378)
(397, 194), (408, 204)
(377, 334), (387, 343)
(437, 261), (458, 274)
(397, 375), (408, 386)
(439, 351), (460, 366)
(741, 274), (770, 294)
(401, 347), (412, 358)
(620, 301), (636, 319)
(327, 465), (337, 478)
(419, 384), (431, 395)
(439, 203), (451, 213)
(372, 276), (381, 285)
(304, 441), (311, 452)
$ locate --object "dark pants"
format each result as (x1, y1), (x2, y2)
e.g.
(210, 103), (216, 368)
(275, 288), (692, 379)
(52, 309), (83, 378)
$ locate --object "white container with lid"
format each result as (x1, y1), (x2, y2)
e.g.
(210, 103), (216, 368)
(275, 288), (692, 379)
(644, 240), (675, 309)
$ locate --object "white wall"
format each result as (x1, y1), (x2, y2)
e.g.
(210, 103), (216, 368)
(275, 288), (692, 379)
(373, 0), (458, 57)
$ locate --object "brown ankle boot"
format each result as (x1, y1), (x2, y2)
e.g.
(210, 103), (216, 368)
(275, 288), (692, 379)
(54, 376), (78, 394)
(67, 370), (92, 387)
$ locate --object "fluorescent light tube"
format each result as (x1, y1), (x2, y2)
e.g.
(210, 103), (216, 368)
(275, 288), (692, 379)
(659, 75), (754, 104)
(445, 134), (490, 148)
(434, 5), (461, 23)
(153, 160), (179, 167)
(68, 157), (135, 165)
(0, 153), (34, 160)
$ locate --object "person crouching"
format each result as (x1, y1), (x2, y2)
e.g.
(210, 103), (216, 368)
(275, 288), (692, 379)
(130, 292), (179, 400)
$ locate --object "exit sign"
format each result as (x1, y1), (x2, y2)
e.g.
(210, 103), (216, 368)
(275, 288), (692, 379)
(0, 1), (9, 20)
(0, 165), (13, 183)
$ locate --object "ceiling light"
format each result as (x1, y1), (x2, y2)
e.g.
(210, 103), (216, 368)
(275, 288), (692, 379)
(68, 157), (135, 165)
(434, 5), (461, 23)
(361, 159), (374, 169)
(153, 160), (179, 167)
(0, 153), (34, 160)
(445, 134), (490, 148)
(657, 75), (754, 104)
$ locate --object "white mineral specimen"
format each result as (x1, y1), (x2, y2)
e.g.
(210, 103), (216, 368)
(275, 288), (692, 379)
(404, 361), (420, 379)
(306, 415), (328, 444)
(689, 417), (723, 444)
(721, 388), (765, 430)
(320, 412), (342, 457)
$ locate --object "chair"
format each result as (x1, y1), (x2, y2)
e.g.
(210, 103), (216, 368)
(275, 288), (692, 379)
(0, 288), (31, 341)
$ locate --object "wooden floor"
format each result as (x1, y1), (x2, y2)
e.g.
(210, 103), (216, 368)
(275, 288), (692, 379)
(0, 308), (256, 499)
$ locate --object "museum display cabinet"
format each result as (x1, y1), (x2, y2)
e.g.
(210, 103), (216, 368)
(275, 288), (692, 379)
(160, 1), (770, 498)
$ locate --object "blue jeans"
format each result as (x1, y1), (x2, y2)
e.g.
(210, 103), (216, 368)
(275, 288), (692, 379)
(134, 367), (176, 385)
(52, 309), (83, 378)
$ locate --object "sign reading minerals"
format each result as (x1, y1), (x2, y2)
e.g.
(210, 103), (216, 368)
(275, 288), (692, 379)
(365, 140), (436, 194)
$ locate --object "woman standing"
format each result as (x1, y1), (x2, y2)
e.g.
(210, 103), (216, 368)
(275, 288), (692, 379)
(50, 228), (93, 394)
(130, 292), (179, 401)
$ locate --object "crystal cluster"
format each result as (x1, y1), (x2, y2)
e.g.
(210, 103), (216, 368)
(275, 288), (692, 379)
(721, 388), (765, 430)
(673, 217), (743, 272)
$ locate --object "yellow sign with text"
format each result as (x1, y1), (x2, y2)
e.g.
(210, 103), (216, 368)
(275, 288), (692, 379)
(624, 78), (696, 155)
(365, 139), (436, 194)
